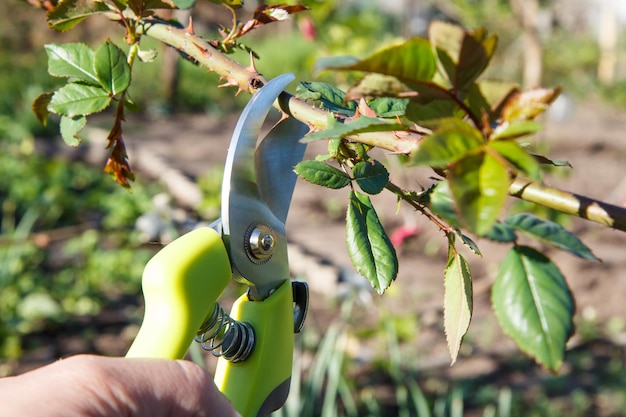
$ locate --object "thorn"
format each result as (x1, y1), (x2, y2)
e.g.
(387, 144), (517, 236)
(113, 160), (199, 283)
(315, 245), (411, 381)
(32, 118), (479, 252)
(245, 52), (259, 74)
(184, 16), (195, 35)
(192, 43), (211, 58)
(218, 76), (240, 90)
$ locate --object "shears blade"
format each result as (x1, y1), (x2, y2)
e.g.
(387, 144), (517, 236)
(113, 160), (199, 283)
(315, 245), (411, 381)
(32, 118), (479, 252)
(221, 74), (307, 300)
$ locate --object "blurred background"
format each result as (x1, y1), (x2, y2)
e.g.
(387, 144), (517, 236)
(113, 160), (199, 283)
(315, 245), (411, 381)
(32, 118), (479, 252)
(2, 0), (626, 416)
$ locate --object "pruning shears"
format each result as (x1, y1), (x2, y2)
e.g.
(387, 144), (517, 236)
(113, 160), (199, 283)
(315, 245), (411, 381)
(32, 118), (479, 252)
(126, 74), (310, 417)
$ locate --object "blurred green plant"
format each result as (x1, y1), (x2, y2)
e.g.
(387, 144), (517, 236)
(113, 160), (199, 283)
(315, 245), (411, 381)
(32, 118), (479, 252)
(0, 140), (158, 361)
(274, 293), (516, 417)
(0, 81), (159, 362)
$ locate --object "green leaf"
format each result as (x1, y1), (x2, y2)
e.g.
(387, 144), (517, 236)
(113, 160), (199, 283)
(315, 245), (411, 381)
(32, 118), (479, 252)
(314, 55), (360, 75)
(456, 230), (482, 256)
(49, 83), (112, 117)
(444, 241), (473, 365)
(294, 160), (351, 189)
(367, 98), (408, 118)
(94, 41), (131, 95)
(344, 73), (416, 101)
(346, 191), (398, 294)
(426, 181), (460, 227)
(490, 121), (542, 141)
(492, 246), (575, 372)
(428, 21), (497, 91)
(484, 221), (517, 243)
(411, 119), (484, 166)
(488, 140), (540, 180)
(448, 151), (509, 236)
(502, 87), (561, 122)
(173, 0), (196, 8)
(532, 154), (572, 168)
(127, 0), (175, 16)
(296, 82), (357, 115)
(59, 115), (87, 146)
(353, 160), (389, 195)
(405, 99), (458, 123)
(334, 37), (437, 85)
(45, 43), (99, 84)
(467, 80), (519, 124)
(47, 0), (109, 32)
(303, 115), (407, 143)
(504, 213), (599, 261)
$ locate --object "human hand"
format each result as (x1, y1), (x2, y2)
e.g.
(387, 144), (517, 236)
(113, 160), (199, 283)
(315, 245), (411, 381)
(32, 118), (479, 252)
(0, 355), (238, 417)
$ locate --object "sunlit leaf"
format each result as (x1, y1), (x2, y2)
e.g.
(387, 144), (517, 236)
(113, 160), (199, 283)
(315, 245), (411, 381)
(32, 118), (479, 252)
(47, 0), (109, 32)
(294, 160), (351, 189)
(448, 151), (509, 236)
(303, 115), (407, 143)
(502, 87), (561, 122)
(353, 160), (389, 195)
(94, 41), (131, 95)
(411, 119), (484, 166)
(173, 0), (196, 8)
(296, 82), (357, 115)
(444, 240), (473, 364)
(334, 37), (437, 85)
(49, 83), (111, 117)
(346, 191), (398, 294)
(45, 43), (98, 84)
(429, 21), (497, 91)
(59, 115), (86, 146)
(492, 245), (575, 372)
(504, 213), (599, 260)
(238, 4), (309, 37)
(488, 140), (540, 180)
(490, 121), (542, 141)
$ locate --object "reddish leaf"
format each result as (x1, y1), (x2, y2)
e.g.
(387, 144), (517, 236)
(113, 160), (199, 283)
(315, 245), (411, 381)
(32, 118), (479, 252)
(502, 87), (561, 122)
(32, 92), (54, 126)
(105, 139), (134, 188)
(104, 102), (134, 188)
(239, 4), (309, 37)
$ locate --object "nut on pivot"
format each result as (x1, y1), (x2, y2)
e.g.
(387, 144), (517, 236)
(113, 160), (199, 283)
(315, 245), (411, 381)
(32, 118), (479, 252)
(246, 224), (275, 263)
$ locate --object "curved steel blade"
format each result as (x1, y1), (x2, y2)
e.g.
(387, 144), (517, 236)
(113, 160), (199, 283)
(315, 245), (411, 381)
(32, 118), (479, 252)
(256, 117), (308, 224)
(221, 74), (307, 300)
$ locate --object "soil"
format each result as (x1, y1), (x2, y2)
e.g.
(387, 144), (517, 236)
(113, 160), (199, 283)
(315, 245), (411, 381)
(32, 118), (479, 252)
(13, 96), (626, 413)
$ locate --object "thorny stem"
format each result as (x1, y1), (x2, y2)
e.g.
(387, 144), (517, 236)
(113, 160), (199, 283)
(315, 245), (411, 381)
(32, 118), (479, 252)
(140, 19), (626, 233)
(385, 181), (452, 233)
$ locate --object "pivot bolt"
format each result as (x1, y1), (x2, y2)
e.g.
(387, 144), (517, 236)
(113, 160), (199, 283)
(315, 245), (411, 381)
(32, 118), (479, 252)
(247, 224), (275, 262)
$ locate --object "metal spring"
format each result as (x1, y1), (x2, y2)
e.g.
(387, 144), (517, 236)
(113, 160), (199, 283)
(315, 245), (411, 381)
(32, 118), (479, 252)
(194, 303), (255, 363)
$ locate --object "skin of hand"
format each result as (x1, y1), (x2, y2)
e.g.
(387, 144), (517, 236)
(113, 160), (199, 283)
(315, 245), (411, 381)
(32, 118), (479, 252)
(0, 355), (239, 417)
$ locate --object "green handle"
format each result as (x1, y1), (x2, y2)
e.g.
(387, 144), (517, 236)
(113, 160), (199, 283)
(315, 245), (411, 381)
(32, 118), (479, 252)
(126, 227), (231, 359)
(215, 280), (294, 417)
